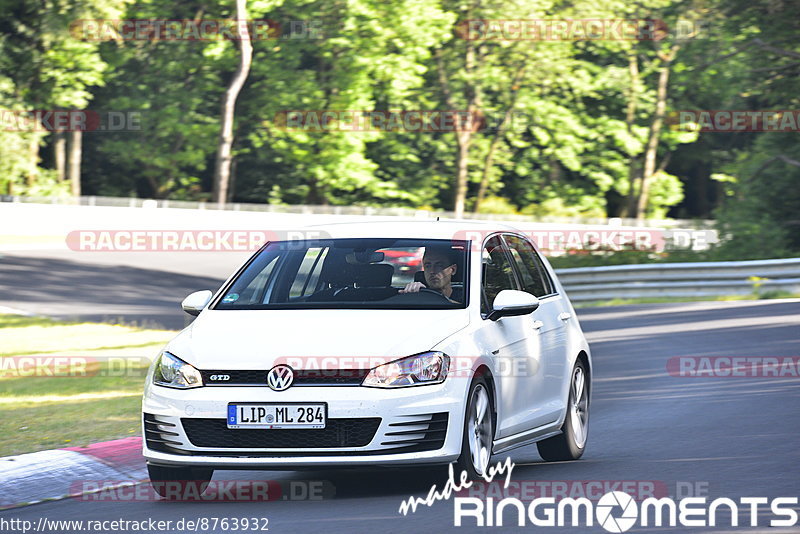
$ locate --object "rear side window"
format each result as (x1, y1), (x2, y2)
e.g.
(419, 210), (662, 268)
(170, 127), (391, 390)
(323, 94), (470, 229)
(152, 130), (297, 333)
(481, 236), (517, 314)
(503, 234), (554, 297)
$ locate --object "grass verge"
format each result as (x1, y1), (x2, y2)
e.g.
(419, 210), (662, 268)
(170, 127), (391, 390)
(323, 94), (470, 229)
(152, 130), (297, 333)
(0, 314), (175, 457)
(572, 293), (800, 308)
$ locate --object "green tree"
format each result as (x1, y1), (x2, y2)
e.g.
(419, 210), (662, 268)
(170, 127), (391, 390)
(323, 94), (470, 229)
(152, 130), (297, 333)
(0, 0), (124, 195)
(235, 0), (454, 205)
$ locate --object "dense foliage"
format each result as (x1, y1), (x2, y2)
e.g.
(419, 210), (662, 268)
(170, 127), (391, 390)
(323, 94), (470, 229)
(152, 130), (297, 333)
(1, 0), (798, 256)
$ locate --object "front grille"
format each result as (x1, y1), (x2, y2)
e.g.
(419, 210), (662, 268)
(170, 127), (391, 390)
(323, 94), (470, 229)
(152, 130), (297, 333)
(181, 418), (381, 448)
(293, 369), (369, 385)
(200, 368), (369, 386)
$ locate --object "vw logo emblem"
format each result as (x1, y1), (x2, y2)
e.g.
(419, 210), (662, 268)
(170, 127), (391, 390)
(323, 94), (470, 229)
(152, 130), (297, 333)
(266, 365), (294, 391)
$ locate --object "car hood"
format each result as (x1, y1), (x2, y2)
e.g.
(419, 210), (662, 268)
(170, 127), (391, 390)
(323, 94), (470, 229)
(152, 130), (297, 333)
(168, 308), (470, 370)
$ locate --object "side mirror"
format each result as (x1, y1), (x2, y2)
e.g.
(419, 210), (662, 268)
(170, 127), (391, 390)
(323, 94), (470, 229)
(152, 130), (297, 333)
(181, 290), (213, 316)
(487, 290), (539, 321)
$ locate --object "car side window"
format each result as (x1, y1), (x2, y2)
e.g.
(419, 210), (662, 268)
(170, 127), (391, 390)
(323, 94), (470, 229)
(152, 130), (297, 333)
(503, 234), (554, 297)
(481, 236), (517, 315)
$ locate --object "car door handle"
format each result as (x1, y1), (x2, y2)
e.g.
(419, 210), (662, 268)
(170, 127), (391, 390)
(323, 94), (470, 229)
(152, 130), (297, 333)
(558, 312), (572, 321)
(532, 320), (544, 330)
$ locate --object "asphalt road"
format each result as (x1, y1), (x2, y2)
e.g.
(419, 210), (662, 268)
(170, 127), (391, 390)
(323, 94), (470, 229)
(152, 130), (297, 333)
(1, 259), (798, 534)
(0, 249), (244, 329)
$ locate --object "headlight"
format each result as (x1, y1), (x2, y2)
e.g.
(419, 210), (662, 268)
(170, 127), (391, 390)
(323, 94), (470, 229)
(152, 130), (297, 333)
(153, 352), (203, 389)
(362, 351), (449, 388)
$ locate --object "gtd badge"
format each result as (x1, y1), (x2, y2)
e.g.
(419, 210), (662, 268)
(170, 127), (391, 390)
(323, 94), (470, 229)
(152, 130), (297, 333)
(267, 365), (294, 391)
(209, 374), (230, 381)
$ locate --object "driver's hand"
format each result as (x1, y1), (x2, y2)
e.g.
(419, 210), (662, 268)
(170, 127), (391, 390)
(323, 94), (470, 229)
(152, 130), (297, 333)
(399, 281), (426, 293)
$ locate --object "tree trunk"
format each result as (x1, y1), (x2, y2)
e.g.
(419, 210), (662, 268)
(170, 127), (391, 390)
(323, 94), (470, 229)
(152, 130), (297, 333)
(54, 131), (66, 181)
(436, 13), (478, 219)
(28, 136), (39, 186)
(227, 158), (237, 203)
(474, 65), (526, 213)
(68, 130), (82, 196)
(635, 46), (679, 220)
(453, 130), (471, 217)
(306, 179), (325, 204)
(474, 134), (501, 213)
(212, 0), (253, 205)
(548, 157), (562, 184)
(452, 39), (476, 219)
(624, 51), (641, 217)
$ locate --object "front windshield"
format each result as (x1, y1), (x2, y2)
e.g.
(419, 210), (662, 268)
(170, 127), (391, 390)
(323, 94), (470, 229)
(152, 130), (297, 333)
(214, 238), (469, 310)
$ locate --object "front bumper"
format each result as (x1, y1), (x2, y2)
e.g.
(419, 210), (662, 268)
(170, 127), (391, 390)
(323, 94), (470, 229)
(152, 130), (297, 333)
(142, 380), (466, 468)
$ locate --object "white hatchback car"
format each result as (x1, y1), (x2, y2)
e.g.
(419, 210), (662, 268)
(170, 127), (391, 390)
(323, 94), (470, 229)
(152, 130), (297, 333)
(142, 221), (591, 493)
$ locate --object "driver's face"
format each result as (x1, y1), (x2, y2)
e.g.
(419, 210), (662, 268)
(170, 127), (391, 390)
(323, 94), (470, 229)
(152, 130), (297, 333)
(423, 252), (456, 291)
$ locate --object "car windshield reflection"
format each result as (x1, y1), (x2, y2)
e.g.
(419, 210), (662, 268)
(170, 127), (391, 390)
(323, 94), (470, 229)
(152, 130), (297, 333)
(214, 238), (469, 310)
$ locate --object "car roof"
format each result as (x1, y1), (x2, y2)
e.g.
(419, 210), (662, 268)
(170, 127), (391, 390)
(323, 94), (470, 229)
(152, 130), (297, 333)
(305, 219), (523, 240)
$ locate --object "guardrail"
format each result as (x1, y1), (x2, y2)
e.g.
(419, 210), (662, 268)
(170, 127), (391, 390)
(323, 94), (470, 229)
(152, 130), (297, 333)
(0, 194), (714, 229)
(556, 258), (800, 302)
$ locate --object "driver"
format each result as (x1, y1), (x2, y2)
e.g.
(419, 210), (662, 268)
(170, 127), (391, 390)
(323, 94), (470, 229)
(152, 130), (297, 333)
(399, 246), (459, 301)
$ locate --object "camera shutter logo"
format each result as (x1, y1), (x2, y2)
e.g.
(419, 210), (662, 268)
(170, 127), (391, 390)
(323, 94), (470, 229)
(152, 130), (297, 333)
(267, 365), (294, 391)
(596, 491), (638, 533)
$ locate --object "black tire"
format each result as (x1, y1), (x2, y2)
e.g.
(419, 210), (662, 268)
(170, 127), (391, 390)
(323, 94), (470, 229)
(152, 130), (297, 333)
(455, 376), (495, 479)
(537, 359), (589, 461)
(147, 464), (213, 500)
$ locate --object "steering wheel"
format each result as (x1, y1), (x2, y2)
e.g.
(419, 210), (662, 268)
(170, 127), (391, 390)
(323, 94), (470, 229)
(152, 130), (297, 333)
(384, 287), (453, 304)
(416, 288), (452, 300)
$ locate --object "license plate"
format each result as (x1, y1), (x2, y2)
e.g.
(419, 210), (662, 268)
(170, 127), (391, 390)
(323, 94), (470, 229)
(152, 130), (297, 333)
(227, 403), (326, 429)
